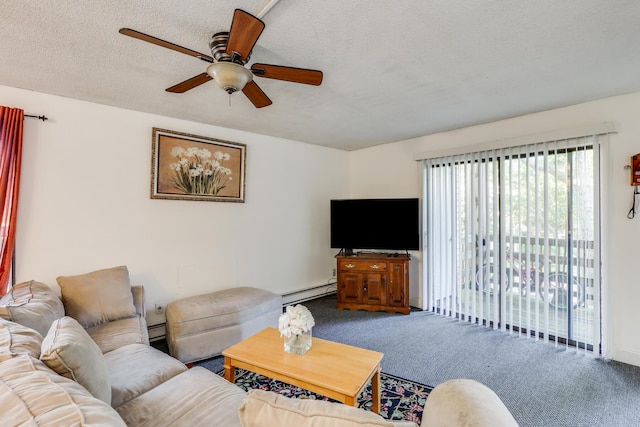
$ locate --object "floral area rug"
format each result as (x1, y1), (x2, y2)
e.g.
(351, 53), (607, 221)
(217, 368), (431, 425)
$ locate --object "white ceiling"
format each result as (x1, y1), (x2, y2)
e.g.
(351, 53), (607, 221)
(2, 0), (640, 151)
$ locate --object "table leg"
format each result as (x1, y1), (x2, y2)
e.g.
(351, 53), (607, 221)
(224, 357), (235, 383)
(371, 365), (381, 414)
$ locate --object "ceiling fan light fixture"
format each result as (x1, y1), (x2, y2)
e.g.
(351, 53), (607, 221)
(206, 62), (253, 94)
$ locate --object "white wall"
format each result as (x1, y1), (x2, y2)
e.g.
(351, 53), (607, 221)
(349, 90), (640, 368)
(1, 85), (349, 324)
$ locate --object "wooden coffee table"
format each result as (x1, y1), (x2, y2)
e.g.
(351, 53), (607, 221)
(222, 327), (383, 413)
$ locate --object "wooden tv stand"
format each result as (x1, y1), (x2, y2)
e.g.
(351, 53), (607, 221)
(335, 252), (410, 315)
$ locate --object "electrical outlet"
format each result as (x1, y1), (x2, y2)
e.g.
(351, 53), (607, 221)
(332, 268), (336, 277)
(154, 304), (164, 315)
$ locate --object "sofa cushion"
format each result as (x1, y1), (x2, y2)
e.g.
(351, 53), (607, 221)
(57, 265), (136, 328)
(0, 280), (64, 337)
(238, 389), (417, 427)
(105, 343), (187, 408)
(0, 317), (43, 362)
(87, 315), (150, 354)
(116, 367), (246, 427)
(40, 316), (111, 404)
(0, 355), (125, 426)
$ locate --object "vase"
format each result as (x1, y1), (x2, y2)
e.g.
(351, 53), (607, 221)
(284, 328), (312, 355)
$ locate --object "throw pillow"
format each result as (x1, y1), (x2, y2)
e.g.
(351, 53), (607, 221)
(0, 317), (43, 362)
(238, 389), (406, 427)
(57, 265), (136, 328)
(0, 280), (65, 337)
(40, 316), (111, 404)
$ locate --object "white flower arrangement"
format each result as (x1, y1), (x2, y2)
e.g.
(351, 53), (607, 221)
(168, 146), (233, 195)
(278, 304), (315, 339)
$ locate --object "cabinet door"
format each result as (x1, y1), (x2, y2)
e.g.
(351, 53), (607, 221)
(388, 262), (407, 307)
(363, 273), (387, 306)
(339, 272), (362, 304)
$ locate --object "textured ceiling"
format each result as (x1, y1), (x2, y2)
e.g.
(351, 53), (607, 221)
(2, 0), (640, 151)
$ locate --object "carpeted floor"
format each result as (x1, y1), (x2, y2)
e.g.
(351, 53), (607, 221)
(303, 295), (640, 427)
(156, 294), (640, 426)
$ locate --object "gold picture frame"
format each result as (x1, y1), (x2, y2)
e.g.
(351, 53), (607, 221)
(151, 128), (246, 202)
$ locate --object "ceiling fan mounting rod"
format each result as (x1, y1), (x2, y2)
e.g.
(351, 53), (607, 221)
(256, 0), (281, 19)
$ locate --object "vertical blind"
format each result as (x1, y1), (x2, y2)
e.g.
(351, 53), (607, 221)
(423, 133), (607, 351)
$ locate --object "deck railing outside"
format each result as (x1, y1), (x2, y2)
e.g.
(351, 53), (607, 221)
(436, 234), (596, 346)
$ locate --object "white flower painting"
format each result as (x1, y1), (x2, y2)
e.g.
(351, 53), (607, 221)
(151, 128), (246, 203)
(168, 146), (233, 196)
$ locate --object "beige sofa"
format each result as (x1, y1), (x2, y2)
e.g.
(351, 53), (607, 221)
(0, 265), (517, 427)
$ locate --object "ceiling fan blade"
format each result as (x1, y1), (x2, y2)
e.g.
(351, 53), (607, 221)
(226, 9), (265, 61)
(166, 73), (213, 93)
(119, 28), (213, 63)
(251, 64), (323, 86)
(242, 81), (272, 108)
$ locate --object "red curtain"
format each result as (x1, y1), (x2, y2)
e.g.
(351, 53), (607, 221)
(0, 106), (24, 295)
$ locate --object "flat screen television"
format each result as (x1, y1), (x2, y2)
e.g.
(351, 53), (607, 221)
(330, 198), (419, 254)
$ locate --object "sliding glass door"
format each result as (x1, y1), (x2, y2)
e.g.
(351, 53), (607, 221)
(424, 137), (600, 350)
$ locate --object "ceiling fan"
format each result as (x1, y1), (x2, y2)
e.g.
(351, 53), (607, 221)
(119, 8), (323, 108)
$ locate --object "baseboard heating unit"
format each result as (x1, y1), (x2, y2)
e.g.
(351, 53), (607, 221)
(281, 283), (337, 306)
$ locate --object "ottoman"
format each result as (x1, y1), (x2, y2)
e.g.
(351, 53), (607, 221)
(166, 287), (282, 364)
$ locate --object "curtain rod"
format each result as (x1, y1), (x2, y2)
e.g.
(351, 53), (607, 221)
(24, 114), (48, 121)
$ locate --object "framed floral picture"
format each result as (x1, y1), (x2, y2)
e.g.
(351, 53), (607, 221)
(151, 128), (246, 202)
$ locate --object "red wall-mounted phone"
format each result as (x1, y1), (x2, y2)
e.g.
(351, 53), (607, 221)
(631, 154), (640, 186)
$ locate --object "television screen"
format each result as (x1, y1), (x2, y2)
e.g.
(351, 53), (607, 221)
(330, 198), (419, 252)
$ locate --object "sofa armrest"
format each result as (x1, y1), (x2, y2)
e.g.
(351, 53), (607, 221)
(131, 286), (145, 318)
(422, 379), (518, 427)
